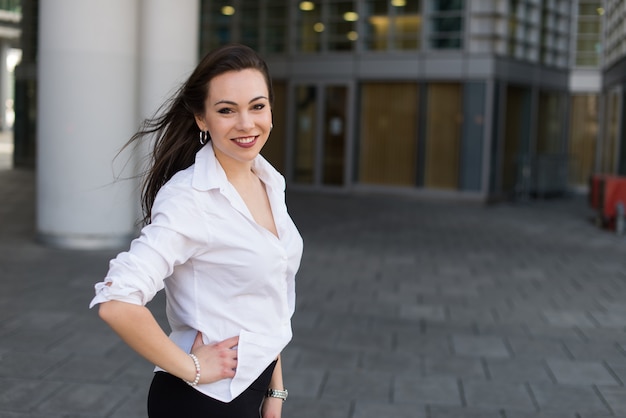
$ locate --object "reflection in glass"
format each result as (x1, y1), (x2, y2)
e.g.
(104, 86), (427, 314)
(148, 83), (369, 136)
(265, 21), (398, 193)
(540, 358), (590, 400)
(293, 86), (317, 184)
(323, 86), (347, 185)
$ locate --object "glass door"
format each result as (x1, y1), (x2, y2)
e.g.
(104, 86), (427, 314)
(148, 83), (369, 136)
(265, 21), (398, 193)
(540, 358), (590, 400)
(291, 82), (351, 187)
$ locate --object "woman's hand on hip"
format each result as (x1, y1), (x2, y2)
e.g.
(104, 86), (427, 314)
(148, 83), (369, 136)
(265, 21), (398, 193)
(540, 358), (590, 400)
(191, 332), (239, 384)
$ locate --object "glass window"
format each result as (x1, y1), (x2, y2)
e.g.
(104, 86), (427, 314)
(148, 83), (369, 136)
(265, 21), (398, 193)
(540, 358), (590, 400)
(364, 0), (421, 51)
(575, 1), (602, 67)
(394, 0), (421, 50)
(323, 86), (348, 184)
(429, 0), (464, 49)
(293, 85), (317, 183)
(328, 1), (358, 51)
(265, 0), (288, 53)
(200, 0), (235, 51)
(240, 0), (260, 50)
(296, 1), (323, 52)
(536, 91), (565, 154)
(364, 0), (389, 50)
(261, 82), (287, 173)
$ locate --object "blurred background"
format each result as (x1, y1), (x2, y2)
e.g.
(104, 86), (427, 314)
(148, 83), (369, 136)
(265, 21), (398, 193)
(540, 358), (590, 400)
(0, 0), (622, 247)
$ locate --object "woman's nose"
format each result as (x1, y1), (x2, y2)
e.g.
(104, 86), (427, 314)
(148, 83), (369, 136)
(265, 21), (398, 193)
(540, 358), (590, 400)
(236, 112), (254, 130)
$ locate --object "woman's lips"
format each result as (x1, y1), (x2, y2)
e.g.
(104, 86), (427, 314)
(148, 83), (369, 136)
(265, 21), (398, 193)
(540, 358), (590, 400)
(232, 136), (258, 148)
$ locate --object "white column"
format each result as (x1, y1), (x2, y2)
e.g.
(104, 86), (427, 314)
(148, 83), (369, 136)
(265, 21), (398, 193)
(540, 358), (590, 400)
(37, 0), (139, 249)
(0, 40), (9, 131)
(138, 0), (199, 120)
(133, 0), (199, 217)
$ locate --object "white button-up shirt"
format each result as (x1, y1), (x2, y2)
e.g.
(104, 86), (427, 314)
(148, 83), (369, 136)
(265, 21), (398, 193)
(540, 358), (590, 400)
(90, 142), (303, 402)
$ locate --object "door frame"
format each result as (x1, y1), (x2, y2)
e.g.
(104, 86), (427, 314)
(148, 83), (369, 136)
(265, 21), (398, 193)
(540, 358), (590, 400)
(285, 78), (356, 190)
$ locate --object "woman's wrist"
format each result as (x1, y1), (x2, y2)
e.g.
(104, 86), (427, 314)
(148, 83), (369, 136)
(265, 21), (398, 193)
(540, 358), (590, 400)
(183, 353), (201, 386)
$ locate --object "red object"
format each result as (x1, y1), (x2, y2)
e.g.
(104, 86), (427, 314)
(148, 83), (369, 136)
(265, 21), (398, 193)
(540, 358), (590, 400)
(601, 176), (626, 219)
(589, 174), (608, 210)
(591, 174), (626, 230)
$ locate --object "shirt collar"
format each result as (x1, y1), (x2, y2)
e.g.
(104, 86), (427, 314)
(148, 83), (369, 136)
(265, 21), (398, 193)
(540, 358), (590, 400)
(191, 141), (285, 192)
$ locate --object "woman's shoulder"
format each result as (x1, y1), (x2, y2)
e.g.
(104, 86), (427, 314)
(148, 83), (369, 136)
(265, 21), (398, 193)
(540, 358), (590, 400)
(153, 165), (197, 203)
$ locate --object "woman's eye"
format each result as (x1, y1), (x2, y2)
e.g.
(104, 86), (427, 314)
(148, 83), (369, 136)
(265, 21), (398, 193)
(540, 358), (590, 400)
(218, 108), (233, 114)
(253, 104), (265, 110)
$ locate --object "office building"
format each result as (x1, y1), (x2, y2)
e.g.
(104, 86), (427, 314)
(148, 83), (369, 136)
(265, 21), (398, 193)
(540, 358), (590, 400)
(10, 1), (623, 247)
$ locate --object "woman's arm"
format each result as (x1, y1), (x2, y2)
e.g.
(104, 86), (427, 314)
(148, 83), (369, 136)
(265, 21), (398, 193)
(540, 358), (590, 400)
(262, 355), (285, 418)
(98, 300), (238, 384)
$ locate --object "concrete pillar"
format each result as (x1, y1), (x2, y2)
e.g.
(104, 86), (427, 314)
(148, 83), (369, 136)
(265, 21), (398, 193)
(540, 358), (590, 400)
(37, 0), (139, 248)
(135, 1), (200, 218)
(138, 0), (199, 120)
(0, 40), (9, 131)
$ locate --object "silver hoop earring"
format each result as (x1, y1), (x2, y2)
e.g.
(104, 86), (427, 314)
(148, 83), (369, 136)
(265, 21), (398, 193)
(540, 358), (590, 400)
(199, 131), (208, 145)
(270, 123), (274, 130)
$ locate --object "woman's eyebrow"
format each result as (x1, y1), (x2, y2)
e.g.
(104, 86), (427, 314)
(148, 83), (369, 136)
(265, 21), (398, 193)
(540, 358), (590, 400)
(213, 96), (269, 106)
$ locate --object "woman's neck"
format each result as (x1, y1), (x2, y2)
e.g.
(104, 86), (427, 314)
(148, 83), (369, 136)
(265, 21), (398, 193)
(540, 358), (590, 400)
(214, 151), (256, 184)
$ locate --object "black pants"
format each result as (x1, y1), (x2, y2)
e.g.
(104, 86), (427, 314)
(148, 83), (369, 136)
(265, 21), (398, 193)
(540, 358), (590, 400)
(147, 361), (276, 418)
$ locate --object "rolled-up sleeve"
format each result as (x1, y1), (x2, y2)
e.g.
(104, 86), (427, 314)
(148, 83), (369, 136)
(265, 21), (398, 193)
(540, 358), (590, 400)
(89, 179), (207, 308)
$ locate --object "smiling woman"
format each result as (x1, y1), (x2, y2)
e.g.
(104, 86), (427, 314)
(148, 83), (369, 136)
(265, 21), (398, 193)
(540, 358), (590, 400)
(89, 44), (303, 418)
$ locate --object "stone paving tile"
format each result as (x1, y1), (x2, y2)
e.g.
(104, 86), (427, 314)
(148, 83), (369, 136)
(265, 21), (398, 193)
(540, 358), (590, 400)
(0, 378), (64, 414)
(0, 350), (70, 379)
(428, 405), (503, 417)
(506, 412), (577, 418)
(485, 359), (554, 383)
(562, 340), (626, 362)
(395, 333), (453, 356)
(398, 303), (447, 321)
(353, 401), (428, 418)
(525, 324), (586, 341)
(545, 359), (619, 385)
(541, 310), (597, 328)
(34, 382), (137, 417)
(282, 398), (351, 418)
(393, 375), (462, 406)
(462, 380), (536, 412)
(108, 390), (148, 418)
(578, 327), (626, 344)
(423, 356), (487, 379)
(295, 347), (360, 370)
(452, 335), (511, 358)
(282, 368), (325, 399)
(529, 383), (612, 415)
(506, 337), (571, 361)
(596, 385), (626, 415)
(335, 327), (394, 352)
(320, 370), (393, 402)
(476, 323), (530, 338)
(361, 350), (422, 374)
(604, 360), (626, 386)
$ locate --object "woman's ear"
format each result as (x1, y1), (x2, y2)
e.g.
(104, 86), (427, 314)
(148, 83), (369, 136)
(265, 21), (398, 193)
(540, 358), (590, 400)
(194, 115), (207, 131)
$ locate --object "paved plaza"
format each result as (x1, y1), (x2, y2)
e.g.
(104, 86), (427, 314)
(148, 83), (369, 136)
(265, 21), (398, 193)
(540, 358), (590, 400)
(2, 162), (626, 417)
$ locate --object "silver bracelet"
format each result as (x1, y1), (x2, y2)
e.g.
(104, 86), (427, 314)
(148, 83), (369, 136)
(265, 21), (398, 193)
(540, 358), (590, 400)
(185, 353), (201, 386)
(266, 388), (288, 402)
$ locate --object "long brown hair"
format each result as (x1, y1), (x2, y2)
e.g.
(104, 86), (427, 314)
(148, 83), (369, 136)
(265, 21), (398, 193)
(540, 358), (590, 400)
(129, 44), (274, 224)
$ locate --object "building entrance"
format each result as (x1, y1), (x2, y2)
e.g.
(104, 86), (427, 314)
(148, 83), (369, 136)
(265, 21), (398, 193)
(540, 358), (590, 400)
(290, 82), (352, 188)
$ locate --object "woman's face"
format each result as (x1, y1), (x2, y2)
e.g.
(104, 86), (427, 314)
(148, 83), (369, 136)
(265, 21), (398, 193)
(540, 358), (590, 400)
(195, 69), (272, 168)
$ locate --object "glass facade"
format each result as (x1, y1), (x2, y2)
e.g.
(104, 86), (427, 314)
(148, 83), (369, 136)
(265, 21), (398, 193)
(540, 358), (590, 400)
(196, 1), (614, 199)
(603, 1), (626, 67)
(575, 0), (603, 67)
(364, 0), (422, 50)
(428, 0), (463, 49)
